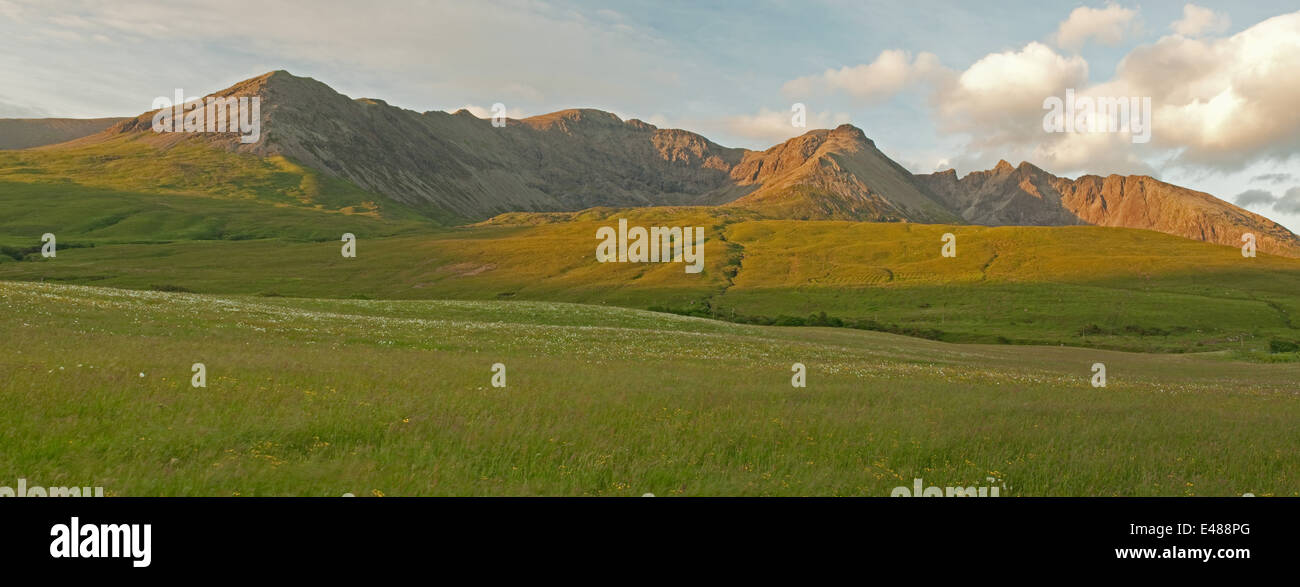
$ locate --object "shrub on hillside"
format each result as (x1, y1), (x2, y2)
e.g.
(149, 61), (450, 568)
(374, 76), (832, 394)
(1268, 338), (1299, 353)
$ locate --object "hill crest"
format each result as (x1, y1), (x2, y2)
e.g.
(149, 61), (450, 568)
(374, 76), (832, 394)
(916, 163), (1300, 256)
(20, 69), (1300, 255)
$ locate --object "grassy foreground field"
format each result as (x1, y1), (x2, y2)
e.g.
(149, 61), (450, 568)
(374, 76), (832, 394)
(2, 280), (1297, 496)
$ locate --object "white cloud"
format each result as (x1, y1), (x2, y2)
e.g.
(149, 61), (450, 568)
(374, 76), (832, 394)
(932, 42), (1089, 148)
(1052, 3), (1141, 49)
(720, 108), (851, 144)
(781, 10), (1300, 178)
(966, 11), (1300, 175)
(786, 41), (1095, 170)
(1172, 4), (1230, 37)
(782, 50), (942, 102)
(781, 42), (1091, 143)
(1121, 12), (1300, 170)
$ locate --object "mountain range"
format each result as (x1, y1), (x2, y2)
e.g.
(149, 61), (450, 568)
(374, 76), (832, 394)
(7, 70), (1298, 256)
(0, 117), (126, 149)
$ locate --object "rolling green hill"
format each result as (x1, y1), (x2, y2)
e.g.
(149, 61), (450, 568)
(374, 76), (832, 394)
(4, 190), (1299, 353)
(2, 74), (1298, 356)
(0, 132), (438, 226)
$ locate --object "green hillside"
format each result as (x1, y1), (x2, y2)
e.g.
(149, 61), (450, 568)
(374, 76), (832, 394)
(3, 190), (1300, 352)
(0, 133), (440, 225)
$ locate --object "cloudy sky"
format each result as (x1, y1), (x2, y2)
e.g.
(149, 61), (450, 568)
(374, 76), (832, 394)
(2, 0), (1299, 230)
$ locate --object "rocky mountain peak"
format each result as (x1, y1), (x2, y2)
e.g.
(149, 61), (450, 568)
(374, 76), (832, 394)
(916, 162), (1300, 255)
(38, 70), (1300, 256)
(520, 108), (625, 131)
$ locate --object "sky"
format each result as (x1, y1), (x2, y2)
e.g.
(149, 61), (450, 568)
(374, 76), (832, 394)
(2, 0), (1299, 231)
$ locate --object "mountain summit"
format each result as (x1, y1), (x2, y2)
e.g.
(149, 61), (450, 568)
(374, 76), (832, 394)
(72, 71), (964, 224)
(916, 163), (1300, 256)
(27, 70), (1300, 255)
(726, 124), (958, 223)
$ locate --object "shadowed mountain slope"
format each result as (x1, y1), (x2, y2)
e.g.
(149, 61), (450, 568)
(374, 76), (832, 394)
(68, 71), (964, 223)
(0, 117), (127, 149)
(18, 70), (1300, 255)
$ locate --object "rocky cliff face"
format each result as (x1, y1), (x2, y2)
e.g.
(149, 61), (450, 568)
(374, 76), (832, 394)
(56, 70), (1300, 256)
(98, 72), (755, 220)
(726, 125), (959, 223)
(916, 161), (1081, 226)
(87, 71), (953, 223)
(1051, 174), (1300, 256)
(916, 161), (1300, 256)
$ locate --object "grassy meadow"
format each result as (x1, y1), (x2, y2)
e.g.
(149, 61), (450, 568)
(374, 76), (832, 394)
(3, 281), (1297, 496)
(2, 143), (1300, 496)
